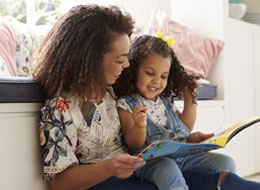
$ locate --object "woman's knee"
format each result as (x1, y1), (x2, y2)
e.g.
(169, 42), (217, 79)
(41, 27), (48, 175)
(213, 153), (236, 173)
(179, 152), (237, 173)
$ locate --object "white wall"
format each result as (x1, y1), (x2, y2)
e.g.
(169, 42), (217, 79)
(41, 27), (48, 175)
(0, 103), (49, 190)
(106, 0), (171, 31)
(59, 0), (171, 31)
(243, 0), (260, 13)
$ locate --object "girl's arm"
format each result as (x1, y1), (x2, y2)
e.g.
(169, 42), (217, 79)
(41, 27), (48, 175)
(187, 131), (214, 143)
(176, 89), (197, 131)
(118, 105), (147, 149)
(50, 153), (145, 190)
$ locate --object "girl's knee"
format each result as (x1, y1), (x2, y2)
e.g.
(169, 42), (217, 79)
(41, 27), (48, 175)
(151, 158), (187, 190)
(138, 158), (189, 190)
(143, 157), (181, 177)
(151, 157), (179, 171)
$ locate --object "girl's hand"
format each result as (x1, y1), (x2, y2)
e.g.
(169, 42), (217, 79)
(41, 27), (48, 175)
(187, 131), (214, 143)
(107, 153), (146, 179)
(132, 105), (147, 128)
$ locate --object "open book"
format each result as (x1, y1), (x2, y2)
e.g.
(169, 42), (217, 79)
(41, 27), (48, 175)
(137, 115), (260, 161)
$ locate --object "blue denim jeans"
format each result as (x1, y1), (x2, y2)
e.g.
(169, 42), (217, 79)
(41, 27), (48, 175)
(89, 174), (158, 190)
(135, 152), (236, 190)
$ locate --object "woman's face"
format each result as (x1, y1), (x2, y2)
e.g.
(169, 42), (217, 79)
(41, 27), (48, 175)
(136, 54), (171, 101)
(103, 34), (130, 85)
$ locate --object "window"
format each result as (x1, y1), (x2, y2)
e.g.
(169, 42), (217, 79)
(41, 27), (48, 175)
(0, 0), (26, 22)
(0, 0), (121, 26)
(0, 0), (62, 26)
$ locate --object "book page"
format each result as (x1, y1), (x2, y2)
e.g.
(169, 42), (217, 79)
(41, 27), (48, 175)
(201, 115), (260, 147)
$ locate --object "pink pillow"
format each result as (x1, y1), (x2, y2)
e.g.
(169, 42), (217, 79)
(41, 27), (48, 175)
(147, 6), (224, 79)
(0, 17), (17, 76)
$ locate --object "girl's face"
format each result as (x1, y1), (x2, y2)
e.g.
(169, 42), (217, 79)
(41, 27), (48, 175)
(136, 54), (171, 101)
(103, 34), (130, 85)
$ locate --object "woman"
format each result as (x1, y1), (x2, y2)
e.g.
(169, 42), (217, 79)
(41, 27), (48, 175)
(32, 4), (157, 190)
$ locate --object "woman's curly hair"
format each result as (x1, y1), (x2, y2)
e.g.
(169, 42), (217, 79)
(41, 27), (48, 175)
(32, 4), (134, 102)
(113, 35), (199, 103)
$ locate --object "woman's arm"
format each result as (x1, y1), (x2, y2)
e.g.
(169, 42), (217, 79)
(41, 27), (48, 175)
(118, 105), (147, 149)
(50, 154), (145, 190)
(176, 89), (197, 131)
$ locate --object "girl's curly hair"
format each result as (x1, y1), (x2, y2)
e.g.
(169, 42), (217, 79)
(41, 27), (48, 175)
(32, 4), (134, 102)
(113, 35), (199, 103)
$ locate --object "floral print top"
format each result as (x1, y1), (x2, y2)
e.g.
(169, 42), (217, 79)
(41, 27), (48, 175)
(39, 87), (125, 180)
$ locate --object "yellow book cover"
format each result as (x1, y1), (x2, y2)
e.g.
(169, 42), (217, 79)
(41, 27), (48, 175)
(201, 115), (260, 147)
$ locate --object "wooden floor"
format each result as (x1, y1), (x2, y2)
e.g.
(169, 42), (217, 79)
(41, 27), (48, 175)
(245, 173), (260, 182)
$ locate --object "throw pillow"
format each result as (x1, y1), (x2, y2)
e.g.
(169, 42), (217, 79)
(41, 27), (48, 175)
(0, 17), (17, 76)
(147, 6), (224, 79)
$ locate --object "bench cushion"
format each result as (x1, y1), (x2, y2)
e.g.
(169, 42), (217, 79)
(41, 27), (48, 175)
(0, 77), (45, 103)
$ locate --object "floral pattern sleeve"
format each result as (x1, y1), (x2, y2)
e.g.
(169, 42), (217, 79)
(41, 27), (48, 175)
(39, 97), (79, 180)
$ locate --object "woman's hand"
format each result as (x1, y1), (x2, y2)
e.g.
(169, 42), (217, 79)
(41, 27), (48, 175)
(107, 153), (146, 179)
(187, 131), (214, 143)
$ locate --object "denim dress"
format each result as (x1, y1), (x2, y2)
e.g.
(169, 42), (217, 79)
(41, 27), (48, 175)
(120, 95), (191, 155)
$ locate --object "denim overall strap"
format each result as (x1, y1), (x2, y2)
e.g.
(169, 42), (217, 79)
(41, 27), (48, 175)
(123, 95), (140, 110)
(159, 95), (190, 142)
(123, 95), (190, 155)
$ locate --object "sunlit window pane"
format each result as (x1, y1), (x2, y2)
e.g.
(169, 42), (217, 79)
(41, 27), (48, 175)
(0, 0), (26, 23)
(0, 0), (125, 26)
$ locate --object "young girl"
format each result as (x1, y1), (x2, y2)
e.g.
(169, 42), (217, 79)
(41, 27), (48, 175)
(113, 35), (260, 190)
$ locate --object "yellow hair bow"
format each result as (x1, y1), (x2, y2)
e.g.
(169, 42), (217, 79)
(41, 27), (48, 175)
(156, 30), (175, 47)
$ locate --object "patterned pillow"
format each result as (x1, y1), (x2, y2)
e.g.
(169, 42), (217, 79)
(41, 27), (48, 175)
(147, 6), (224, 79)
(0, 56), (11, 76)
(7, 17), (43, 77)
